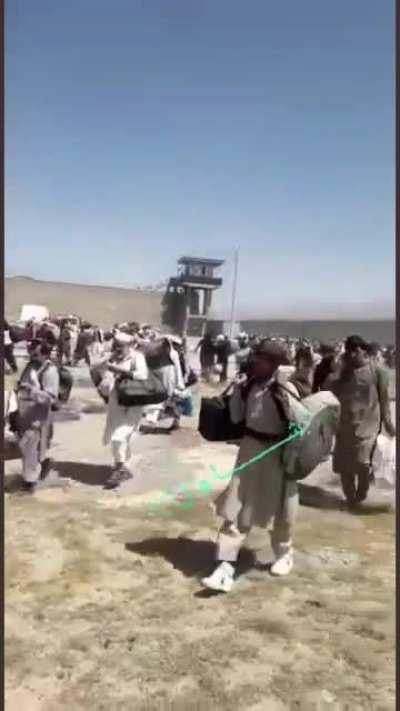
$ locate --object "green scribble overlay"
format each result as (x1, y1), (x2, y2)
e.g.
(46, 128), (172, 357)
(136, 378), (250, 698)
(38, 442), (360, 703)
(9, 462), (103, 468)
(145, 419), (307, 517)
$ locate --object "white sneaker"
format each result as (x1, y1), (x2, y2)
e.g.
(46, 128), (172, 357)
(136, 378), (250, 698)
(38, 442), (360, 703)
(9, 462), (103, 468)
(270, 553), (293, 577)
(201, 562), (235, 592)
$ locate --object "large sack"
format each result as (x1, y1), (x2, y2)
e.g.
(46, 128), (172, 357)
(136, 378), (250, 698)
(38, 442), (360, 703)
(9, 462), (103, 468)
(141, 340), (173, 370)
(9, 324), (27, 343)
(282, 390), (340, 481)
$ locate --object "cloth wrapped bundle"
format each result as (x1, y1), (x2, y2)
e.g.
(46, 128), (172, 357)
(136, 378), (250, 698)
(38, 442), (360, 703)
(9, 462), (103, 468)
(282, 390), (341, 481)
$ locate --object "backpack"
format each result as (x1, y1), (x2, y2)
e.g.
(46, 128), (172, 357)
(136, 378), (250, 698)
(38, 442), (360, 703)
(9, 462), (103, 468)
(142, 340), (173, 370)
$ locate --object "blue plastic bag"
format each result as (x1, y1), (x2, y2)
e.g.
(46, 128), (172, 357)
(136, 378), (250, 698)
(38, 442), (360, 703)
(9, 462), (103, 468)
(177, 393), (193, 416)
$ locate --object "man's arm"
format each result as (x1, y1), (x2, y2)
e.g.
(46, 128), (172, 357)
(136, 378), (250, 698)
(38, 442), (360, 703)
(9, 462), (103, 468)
(376, 367), (395, 437)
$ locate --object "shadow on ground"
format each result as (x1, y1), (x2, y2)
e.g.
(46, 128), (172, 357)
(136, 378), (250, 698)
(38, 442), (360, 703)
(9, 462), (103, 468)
(299, 483), (392, 515)
(125, 535), (255, 580)
(53, 460), (112, 486)
(299, 483), (343, 510)
(4, 475), (23, 493)
(4, 442), (20, 461)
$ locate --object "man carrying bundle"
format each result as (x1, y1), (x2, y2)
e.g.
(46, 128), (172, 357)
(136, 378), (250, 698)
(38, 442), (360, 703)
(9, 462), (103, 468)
(202, 341), (300, 592)
(13, 340), (60, 494)
(327, 335), (395, 509)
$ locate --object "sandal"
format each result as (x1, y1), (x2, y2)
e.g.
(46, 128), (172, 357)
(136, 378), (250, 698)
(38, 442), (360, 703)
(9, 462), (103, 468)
(104, 466), (133, 490)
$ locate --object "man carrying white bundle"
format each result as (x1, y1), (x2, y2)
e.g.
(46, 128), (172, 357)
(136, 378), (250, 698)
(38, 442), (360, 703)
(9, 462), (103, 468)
(102, 333), (148, 489)
(14, 340), (60, 495)
(202, 341), (302, 593)
(327, 335), (395, 509)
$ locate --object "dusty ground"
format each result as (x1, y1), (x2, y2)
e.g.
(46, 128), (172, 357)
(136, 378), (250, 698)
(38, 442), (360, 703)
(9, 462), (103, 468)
(4, 370), (396, 711)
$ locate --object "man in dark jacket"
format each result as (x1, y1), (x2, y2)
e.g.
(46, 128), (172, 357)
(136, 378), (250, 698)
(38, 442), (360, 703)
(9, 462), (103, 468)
(215, 335), (231, 383)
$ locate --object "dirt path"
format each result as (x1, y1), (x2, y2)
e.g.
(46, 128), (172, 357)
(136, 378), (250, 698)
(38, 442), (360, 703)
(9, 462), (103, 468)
(4, 381), (396, 710)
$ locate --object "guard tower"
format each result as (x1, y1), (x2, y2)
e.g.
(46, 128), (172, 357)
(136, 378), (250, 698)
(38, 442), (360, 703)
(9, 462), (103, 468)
(164, 256), (224, 337)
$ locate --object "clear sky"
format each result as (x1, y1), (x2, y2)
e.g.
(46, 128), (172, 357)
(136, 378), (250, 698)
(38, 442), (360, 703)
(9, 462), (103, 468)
(6, 0), (394, 319)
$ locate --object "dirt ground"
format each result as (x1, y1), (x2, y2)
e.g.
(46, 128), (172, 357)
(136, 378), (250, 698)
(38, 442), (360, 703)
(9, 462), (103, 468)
(4, 374), (396, 711)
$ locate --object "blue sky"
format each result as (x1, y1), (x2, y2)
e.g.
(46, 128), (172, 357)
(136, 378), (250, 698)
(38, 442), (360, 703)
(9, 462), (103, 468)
(6, 0), (394, 319)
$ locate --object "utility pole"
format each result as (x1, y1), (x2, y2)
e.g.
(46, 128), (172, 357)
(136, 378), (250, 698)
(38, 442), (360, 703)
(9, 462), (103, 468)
(229, 247), (239, 338)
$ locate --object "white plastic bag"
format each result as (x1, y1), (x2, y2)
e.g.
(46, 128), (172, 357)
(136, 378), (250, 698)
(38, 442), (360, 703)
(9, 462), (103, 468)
(372, 434), (396, 487)
(4, 390), (18, 419)
(98, 371), (114, 400)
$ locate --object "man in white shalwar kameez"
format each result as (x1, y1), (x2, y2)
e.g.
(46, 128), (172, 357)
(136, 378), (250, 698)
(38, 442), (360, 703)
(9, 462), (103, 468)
(103, 334), (148, 489)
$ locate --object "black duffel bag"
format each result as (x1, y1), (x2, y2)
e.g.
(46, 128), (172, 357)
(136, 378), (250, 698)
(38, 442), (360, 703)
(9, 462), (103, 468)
(198, 386), (244, 442)
(116, 371), (168, 407)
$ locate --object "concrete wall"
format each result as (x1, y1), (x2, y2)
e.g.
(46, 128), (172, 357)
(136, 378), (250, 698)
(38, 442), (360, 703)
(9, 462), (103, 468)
(5, 277), (163, 329)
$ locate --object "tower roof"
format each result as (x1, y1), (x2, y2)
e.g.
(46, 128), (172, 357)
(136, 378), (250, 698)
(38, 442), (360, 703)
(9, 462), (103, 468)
(178, 256), (224, 267)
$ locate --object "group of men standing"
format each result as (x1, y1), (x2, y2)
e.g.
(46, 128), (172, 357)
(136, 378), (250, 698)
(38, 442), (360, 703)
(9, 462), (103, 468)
(196, 331), (395, 511)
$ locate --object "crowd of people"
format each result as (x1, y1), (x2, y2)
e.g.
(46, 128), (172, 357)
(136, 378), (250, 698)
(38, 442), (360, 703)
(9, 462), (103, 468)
(4, 315), (396, 591)
(5, 317), (197, 492)
(196, 331), (396, 386)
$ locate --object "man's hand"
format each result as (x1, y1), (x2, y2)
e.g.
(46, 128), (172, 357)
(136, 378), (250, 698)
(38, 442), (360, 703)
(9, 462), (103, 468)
(385, 422), (396, 439)
(235, 373), (248, 386)
(107, 364), (122, 374)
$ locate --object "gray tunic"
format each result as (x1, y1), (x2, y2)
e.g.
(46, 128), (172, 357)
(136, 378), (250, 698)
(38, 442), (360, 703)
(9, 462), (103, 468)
(16, 361), (60, 477)
(328, 362), (394, 476)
